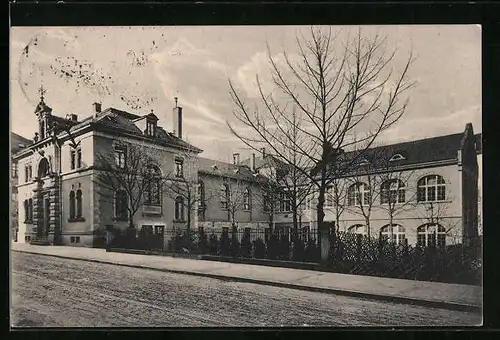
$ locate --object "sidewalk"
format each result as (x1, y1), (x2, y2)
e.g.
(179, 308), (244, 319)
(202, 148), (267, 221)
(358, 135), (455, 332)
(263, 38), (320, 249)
(11, 243), (482, 313)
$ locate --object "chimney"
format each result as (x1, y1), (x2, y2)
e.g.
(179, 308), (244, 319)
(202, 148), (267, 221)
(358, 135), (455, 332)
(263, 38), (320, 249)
(233, 153), (240, 164)
(251, 153), (256, 171)
(260, 148), (266, 157)
(93, 102), (102, 114)
(69, 114), (78, 122)
(172, 97), (183, 139)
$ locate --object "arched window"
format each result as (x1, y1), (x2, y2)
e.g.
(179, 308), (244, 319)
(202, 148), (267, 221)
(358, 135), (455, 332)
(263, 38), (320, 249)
(380, 179), (406, 204)
(417, 224), (446, 248)
(348, 224), (367, 235)
(69, 191), (76, 219)
(38, 157), (50, 178)
(115, 189), (128, 220)
(175, 196), (185, 221)
(417, 175), (446, 202)
(76, 190), (83, 218)
(144, 165), (161, 205)
(243, 188), (251, 211)
(198, 180), (205, 208)
(380, 224), (406, 245)
(347, 183), (371, 206)
(221, 184), (229, 210)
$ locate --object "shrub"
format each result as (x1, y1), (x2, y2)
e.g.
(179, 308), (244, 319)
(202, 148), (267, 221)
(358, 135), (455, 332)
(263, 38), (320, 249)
(208, 232), (219, 255)
(253, 238), (266, 259)
(219, 231), (231, 256)
(197, 229), (208, 254)
(292, 238), (305, 261)
(240, 232), (252, 258)
(230, 230), (240, 258)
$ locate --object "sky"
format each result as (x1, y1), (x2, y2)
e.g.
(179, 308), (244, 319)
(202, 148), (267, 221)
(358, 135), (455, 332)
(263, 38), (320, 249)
(10, 25), (481, 162)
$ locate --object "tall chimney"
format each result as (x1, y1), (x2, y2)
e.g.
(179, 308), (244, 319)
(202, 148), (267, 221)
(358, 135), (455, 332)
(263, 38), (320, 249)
(173, 97), (183, 139)
(260, 148), (266, 157)
(251, 153), (256, 172)
(93, 102), (102, 113)
(233, 153), (240, 165)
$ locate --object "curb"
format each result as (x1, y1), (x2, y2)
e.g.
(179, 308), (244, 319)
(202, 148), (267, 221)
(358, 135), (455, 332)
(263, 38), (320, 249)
(13, 249), (481, 314)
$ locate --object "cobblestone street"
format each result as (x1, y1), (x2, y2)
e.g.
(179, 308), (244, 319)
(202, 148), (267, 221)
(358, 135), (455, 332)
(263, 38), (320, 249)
(11, 252), (481, 327)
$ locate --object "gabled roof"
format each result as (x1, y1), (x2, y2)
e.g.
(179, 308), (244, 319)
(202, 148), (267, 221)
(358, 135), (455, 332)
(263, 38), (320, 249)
(11, 132), (32, 153)
(198, 157), (266, 183)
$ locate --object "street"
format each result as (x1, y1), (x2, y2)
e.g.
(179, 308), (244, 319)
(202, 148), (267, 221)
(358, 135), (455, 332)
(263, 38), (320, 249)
(11, 252), (481, 327)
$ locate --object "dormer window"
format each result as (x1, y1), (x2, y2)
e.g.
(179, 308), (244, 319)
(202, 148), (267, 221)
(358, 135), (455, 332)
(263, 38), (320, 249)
(146, 121), (156, 136)
(389, 154), (406, 162)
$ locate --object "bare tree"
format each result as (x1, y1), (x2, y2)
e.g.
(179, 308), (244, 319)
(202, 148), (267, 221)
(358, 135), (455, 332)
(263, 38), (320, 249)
(416, 200), (461, 245)
(94, 142), (163, 230)
(228, 26), (414, 241)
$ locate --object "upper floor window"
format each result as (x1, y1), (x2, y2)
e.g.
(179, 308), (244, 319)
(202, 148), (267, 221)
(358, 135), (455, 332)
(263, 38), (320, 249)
(70, 148), (82, 170)
(174, 196), (185, 221)
(175, 158), (184, 177)
(198, 181), (205, 208)
(417, 223), (446, 248)
(12, 162), (18, 178)
(39, 120), (46, 140)
(115, 145), (127, 169)
(417, 175), (446, 202)
(380, 179), (406, 204)
(146, 121), (156, 136)
(243, 188), (251, 211)
(347, 182), (371, 206)
(25, 164), (33, 183)
(280, 191), (291, 212)
(380, 224), (406, 245)
(221, 184), (230, 210)
(144, 165), (161, 205)
(114, 189), (128, 220)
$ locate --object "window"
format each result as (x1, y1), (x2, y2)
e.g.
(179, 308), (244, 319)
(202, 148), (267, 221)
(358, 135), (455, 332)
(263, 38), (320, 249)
(77, 149), (82, 168)
(25, 235), (31, 243)
(380, 180), (406, 204)
(389, 154), (406, 162)
(144, 165), (161, 205)
(417, 175), (446, 202)
(280, 191), (291, 212)
(29, 165), (32, 180)
(76, 190), (83, 218)
(347, 183), (371, 206)
(417, 224), (446, 248)
(24, 200), (29, 222)
(174, 196), (185, 221)
(198, 181), (205, 208)
(40, 120), (45, 140)
(25, 164), (33, 182)
(221, 184), (229, 210)
(12, 162), (18, 178)
(175, 158), (184, 177)
(38, 158), (50, 178)
(114, 189), (128, 220)
(348, 224), (367, 236)
(25, 165), (29, 182)
(70, 150), (76, 169)
(28, 199), (33, 222)
(243, 188), (251, 211)
(380, 224), (406, 245)
(69, 191), (76, 219)
(154, 225), (165, 235)
(146, 121), (156, 136)
(70, 236), (80, 244)
(115, 146), (126, 169)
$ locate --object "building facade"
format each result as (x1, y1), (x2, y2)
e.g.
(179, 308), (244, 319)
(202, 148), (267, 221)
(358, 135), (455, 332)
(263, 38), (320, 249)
(12, 91), (480, 249)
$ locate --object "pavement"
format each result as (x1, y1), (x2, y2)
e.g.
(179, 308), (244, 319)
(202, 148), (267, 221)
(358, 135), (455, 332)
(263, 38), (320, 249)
(11, 243), (482, 313)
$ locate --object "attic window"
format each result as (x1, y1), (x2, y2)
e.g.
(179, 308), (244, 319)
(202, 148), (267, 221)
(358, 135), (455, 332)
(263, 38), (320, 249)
(146, 121), (156, 137)
(389, 154), (406, 162)
(359, 158), (370, 166)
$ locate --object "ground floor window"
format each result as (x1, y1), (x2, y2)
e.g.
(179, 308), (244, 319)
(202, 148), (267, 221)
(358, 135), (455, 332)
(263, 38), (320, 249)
(70, 236), (81, 244)
(348, 224), (367, 236)
(25, 235), (31, 243)
(417, 223), (446, 248)
(380, 224), (406, 245)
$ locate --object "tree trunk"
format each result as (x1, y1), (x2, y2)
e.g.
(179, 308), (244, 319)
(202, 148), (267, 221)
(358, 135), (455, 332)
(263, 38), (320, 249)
(365, 216), (371, 237)
(316, 180), (326, 242)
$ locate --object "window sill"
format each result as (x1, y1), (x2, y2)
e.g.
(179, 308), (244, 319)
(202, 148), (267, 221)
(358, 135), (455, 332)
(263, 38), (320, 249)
(68, 217), (86, 223)
(417, 200), (452, 204)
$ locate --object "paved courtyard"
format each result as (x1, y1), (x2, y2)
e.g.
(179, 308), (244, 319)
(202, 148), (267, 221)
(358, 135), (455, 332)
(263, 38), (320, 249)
(11, 252), (481, 327)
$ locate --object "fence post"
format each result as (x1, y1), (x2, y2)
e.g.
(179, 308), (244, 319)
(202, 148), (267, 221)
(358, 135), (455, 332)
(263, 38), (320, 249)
(319, 222), (331, 266)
